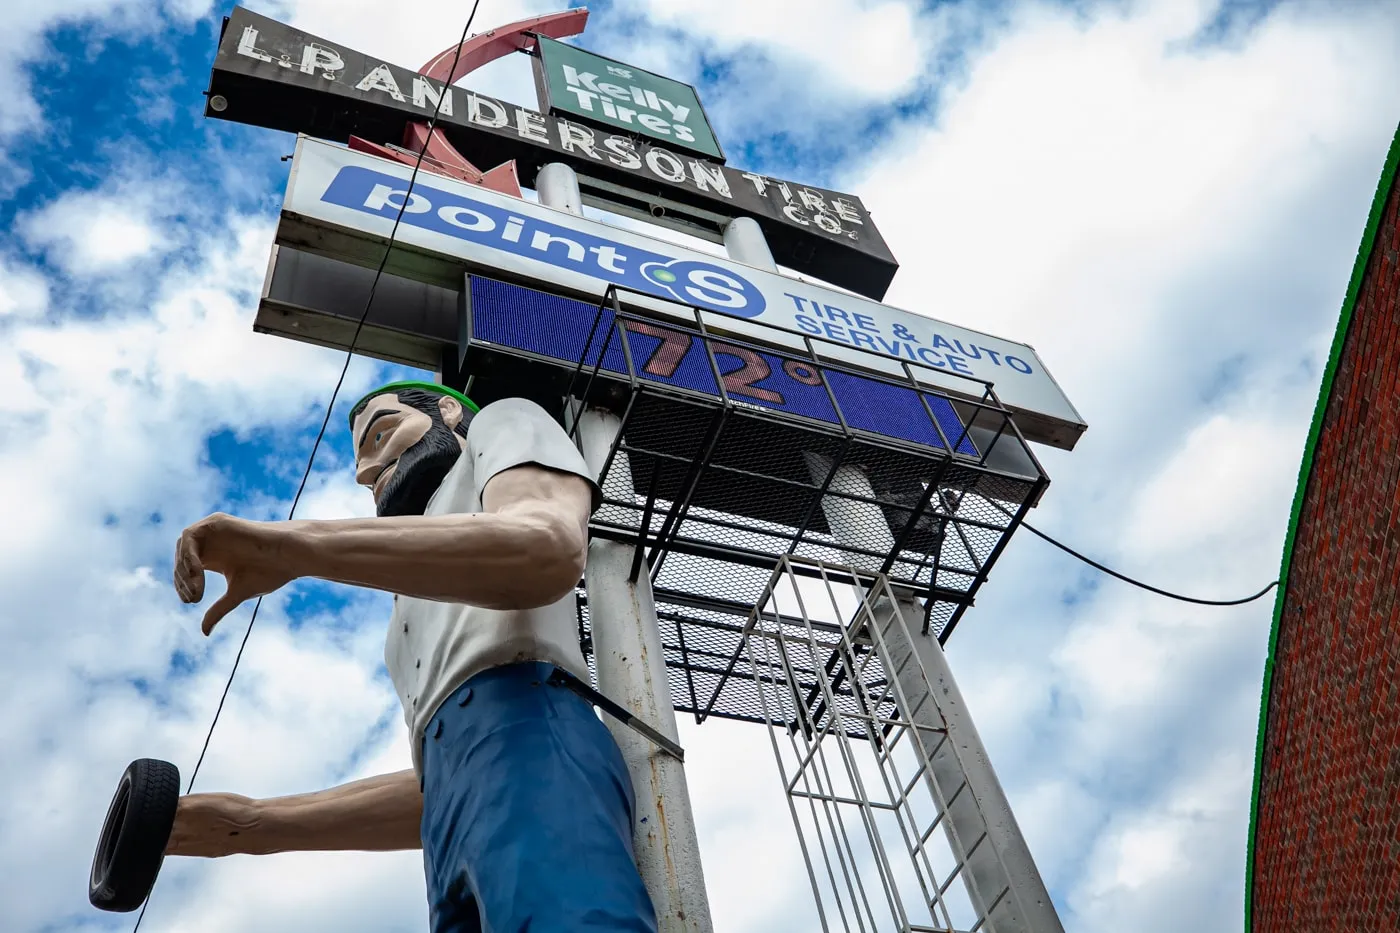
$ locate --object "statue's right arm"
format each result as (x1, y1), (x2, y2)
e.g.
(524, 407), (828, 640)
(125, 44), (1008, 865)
(165, 769), (423, 857)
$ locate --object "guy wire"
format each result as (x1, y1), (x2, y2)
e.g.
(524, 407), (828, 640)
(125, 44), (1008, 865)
(985, 499), (1278, 606)
(1018, 517), (1279, 606)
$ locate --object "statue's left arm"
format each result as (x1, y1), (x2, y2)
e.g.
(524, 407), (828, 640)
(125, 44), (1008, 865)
(174, 463), (593, 635)
(165, 768), (424, 857)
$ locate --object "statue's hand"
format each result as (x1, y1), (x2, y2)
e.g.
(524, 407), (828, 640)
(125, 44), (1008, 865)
(174, 513), (295, 635)
(165, 792), (261, 858)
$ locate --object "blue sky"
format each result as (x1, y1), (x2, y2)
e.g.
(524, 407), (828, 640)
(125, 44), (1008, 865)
(1, 0), (1398, 931)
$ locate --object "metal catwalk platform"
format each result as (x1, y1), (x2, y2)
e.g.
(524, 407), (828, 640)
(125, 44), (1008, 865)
(463, 277), (1048, 727)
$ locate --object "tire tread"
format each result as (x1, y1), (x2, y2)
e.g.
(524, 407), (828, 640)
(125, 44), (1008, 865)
(89, 758), (181, 912)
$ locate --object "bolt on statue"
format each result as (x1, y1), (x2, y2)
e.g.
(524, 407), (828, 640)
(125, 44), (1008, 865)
(89, 383), (659, 933)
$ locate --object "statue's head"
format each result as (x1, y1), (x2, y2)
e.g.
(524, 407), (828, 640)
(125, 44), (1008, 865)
(348, 381), (479, 517)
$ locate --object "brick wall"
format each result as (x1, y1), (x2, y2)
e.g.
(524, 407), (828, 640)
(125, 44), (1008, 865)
(1252, 164), (1400, 927)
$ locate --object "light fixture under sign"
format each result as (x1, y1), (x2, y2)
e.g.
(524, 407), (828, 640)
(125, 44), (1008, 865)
(208, 94), (228, 112)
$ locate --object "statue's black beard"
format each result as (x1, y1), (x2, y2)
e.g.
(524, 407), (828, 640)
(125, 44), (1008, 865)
(376, 423), (464, 517)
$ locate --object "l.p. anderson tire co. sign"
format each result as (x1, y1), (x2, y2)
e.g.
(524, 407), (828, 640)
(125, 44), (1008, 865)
(205, 7), (899, 300)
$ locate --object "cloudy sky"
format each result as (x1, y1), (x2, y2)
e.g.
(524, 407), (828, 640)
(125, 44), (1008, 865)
(1, 0), (1397, 931)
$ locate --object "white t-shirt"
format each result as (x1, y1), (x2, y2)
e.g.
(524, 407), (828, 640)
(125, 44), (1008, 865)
(384, 398), (599, 774)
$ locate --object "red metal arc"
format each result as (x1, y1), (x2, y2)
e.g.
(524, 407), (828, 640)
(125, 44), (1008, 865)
(348, 9), (589, 198)
(419, 9), (588, 84)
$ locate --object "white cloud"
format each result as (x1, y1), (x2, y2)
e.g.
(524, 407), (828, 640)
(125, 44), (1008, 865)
(1121, 406), (1300, 561)
(1071, 749), (1255, 928)
(290, 467), (380, 522)
(856, 0), (1399, 371)
(0, 259), (49, 318)
(614, 0), (929, 98)
(0, 202), (400, 931)
(678, 720), (821, 932)
(19, 185), (170, 274)
(0, 0), (216, 139)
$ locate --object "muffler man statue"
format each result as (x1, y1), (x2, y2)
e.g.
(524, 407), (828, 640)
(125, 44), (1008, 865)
(161, 383), (656, 932)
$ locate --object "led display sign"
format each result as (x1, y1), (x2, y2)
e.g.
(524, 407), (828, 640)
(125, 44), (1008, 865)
(465, 276), (980, 456)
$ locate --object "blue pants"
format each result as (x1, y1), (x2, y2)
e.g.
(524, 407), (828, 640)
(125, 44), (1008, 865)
(420, 661), (658, 933)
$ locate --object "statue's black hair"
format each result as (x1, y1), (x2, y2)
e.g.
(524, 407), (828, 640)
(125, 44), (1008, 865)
(349, 387), (471, 439)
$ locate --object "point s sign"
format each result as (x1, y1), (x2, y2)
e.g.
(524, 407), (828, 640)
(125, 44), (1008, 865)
(324, 166), (765, 317)
(533, 35), (724, 162)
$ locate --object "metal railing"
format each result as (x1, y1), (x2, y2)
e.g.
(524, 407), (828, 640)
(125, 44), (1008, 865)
(461, 275), (1048, 724)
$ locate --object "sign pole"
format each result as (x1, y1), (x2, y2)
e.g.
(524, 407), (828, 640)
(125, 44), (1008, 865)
(874, 595), (1066, 933)
(542, 162), (715, 933)
(576, 408), (715, 933)
(536, 162), (585, 217)
(722, 216), (778, 271)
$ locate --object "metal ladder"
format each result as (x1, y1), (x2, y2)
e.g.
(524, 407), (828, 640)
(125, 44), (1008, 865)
(742, 557), (1064, 933)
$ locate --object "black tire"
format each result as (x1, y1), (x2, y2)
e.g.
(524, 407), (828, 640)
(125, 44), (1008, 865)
(89, 758), (181, 912)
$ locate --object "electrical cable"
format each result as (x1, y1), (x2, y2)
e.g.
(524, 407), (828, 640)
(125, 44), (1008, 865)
(1000, 505), (1279, 606)
(129, 5), (484, 930)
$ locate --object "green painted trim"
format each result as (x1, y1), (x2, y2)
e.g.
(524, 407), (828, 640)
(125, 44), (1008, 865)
(1244, 120), (1400, 933)
(346, 380), (481, 430)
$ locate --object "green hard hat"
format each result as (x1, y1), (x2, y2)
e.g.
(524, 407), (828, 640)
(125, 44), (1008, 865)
(347, 380), (480, 429)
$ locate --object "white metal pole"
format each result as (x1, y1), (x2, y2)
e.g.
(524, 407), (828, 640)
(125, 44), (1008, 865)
(536, 161), (585, 216)
(575, 407), (715, 933)
(539, 163), (713, 933)
(873, 594), (1064, 933)
(723, 216), (778, 271)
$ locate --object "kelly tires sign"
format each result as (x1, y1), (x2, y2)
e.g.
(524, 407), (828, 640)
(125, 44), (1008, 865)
(278, 137), (1085, 448)
(532, 35), (723, 162)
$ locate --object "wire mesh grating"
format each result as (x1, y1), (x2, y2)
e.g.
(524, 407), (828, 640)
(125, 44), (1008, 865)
(581, 362), (1046, 723)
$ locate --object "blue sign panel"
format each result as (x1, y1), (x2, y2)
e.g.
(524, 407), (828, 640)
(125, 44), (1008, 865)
(322, 165), (768, 318)
(469, 277), (978, 457)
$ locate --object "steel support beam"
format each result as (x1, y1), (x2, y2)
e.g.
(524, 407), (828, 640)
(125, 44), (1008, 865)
(873, 594), (1063, 932)
(576, 407), (715, 933)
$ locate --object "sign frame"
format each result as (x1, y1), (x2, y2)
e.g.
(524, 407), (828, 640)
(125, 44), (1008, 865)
(206, 6), (899, 300)
(272, 136), (1086, 449)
